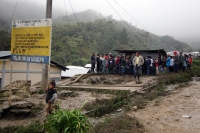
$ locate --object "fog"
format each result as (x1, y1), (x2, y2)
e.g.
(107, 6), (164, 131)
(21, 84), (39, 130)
(1, 0), (200, 43)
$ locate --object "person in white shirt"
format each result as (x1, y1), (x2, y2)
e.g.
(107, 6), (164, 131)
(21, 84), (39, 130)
(150, 57), (153, 75)
(170, 56), (174, 72)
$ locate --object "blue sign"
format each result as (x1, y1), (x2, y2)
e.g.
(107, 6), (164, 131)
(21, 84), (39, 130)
(11, 55), (49, 64)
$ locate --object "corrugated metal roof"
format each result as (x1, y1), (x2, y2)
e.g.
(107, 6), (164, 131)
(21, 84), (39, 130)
(0, 51), (10, 57)
(61, 66), (89, 77)
(0, 51), (68, 70)
(115, 49), (166, 54)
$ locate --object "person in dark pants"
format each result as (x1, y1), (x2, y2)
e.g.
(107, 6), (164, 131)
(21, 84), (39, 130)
(96, 54), (100, 73)
(132, 52), (144, 82)
(188, 54), (193, 69)
(174, 52), (179, 73)
(152, 58), (156, 75)
(126, 58), (131, 75)
(146, 56), (151, 76)
(115, 55), (120, 74)
(179, 52), (184, 71)
(108, 56), (115, 74)
(91, 52), (95, 73)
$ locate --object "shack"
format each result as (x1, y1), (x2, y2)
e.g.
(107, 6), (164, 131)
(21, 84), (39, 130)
(115, 49), (166, 58)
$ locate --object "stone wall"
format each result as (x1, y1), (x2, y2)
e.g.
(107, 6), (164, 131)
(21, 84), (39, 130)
(1, 80), (31, 93)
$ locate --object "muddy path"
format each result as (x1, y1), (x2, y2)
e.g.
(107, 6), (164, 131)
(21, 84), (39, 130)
(128, 80), (200, 133)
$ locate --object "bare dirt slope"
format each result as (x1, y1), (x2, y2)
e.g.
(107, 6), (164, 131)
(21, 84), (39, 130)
(129, 80), (200, 133)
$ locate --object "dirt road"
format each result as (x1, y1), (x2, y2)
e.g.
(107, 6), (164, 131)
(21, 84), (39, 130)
(129, 80), (200, 133)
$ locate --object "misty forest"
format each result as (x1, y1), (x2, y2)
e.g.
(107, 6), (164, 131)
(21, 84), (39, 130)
(0, 2), (198, 66)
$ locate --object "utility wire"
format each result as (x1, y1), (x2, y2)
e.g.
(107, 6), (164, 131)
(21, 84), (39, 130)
(63, 0), (71, 35)
(68, 0), (82, 30)
(105, 0), (148, 49)
(1, 0), (19, 50)
(113, 0), (149, 32)
(113, 0), (165, 44)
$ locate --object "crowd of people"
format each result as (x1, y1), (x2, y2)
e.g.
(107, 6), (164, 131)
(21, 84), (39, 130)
(90, 51), (193, 81)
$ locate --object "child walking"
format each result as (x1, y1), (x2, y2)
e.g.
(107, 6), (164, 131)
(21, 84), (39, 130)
(45, 81), (57, 116)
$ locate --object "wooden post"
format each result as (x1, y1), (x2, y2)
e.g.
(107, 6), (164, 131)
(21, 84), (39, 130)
(41, 0), (52, 92)
(8, 61), (13, 105)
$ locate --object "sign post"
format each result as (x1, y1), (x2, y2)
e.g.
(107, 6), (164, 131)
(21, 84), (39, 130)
(10, 18), (52, 100)
(42, 0), (53, 92)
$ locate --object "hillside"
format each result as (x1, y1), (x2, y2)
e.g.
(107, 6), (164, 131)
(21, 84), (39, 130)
(188, 42), (200, 51)
(0, 9), (192, 66)
(51, 12), (191, 66)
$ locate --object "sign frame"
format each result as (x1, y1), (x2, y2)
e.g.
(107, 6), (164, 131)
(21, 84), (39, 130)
(11, 19), (52, 64)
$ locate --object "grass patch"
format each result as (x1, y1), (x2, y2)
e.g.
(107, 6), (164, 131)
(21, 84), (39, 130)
(60, 92), (79, 98)
(0, 121), (44, 133)
(84, 91), (130, 117)
(89, 115), (145, 133)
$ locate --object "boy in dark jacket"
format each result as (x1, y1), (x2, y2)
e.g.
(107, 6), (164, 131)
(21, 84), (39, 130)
(45, 81), (57, 116)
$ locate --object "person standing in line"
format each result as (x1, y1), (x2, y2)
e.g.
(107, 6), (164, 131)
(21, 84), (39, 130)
(108, 56), (115, 74)
(96, 54), (100, 73)
(150, 57), (153, 75)
(174, 52), (179, 73)
(105, 54), (109, 73)
(152, 58), (156, 75)
(115, 55), (120, 74)
(91, 52), (95, 73)
(188, 54), (193, 69)
(158, 55), (163, 74)
(166, 55), (171, 72)
(100, 54), (104, 72)
(170, 56), (174, 72)
(126, 58), (131, 76)
(183, 54), (188, 72)
(142, 57), (146, 75)
(155, 58), (159, 75)
(133, 52), (144, 82)
(101, 54), (106, 73)
(146, 56), (151, 76)
(121, 56), (126, 75)
(179, 52), (184, 71)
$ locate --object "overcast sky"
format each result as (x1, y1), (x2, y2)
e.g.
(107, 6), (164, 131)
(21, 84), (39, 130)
(6, 0), (200, 42)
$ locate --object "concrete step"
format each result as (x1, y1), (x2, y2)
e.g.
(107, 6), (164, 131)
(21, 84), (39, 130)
(10, 109), (31, 114)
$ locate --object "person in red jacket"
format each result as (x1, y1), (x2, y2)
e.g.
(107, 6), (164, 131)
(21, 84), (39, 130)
(115, 56), (120, 74)
(188, 54), (193, 69)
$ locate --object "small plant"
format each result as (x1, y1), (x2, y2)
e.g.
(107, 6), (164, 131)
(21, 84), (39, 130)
(38, 89), (44, 94)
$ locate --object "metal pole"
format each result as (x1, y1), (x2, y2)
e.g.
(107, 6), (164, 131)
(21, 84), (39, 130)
(41, 0), (52, 92)
(9, 61), (13, 105)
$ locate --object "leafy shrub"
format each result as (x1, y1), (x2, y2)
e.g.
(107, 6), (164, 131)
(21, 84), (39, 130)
(45, 109), (91, 133)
